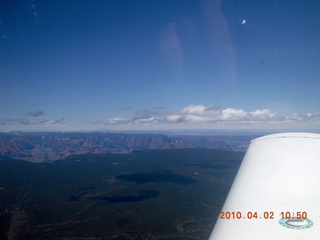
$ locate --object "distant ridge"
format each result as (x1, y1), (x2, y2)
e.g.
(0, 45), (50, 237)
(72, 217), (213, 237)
(0, 132), (256, 162)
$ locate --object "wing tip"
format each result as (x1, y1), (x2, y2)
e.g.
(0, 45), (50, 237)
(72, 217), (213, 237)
(251, 132), (320, 143)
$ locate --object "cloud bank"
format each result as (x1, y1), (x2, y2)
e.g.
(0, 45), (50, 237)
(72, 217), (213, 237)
(1, 105), (319, 131)
(106, 104), (320, 129)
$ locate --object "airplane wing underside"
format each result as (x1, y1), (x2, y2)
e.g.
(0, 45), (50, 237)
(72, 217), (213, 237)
(209, 132), (320, 240)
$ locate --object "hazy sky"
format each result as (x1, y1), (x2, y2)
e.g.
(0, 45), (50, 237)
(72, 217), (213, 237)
(1, 0), (320, 131)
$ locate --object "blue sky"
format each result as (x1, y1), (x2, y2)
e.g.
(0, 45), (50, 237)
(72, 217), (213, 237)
(1, 0), (320, 131)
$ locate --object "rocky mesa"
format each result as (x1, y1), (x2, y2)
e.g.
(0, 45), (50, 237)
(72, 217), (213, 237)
(0, 132), (254, 162)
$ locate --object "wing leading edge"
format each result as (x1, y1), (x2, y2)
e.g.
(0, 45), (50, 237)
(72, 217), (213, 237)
(209, 132), (320, 240)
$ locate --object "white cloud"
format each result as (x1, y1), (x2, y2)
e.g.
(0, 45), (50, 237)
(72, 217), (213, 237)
(249, 109), (275, 119)
(166, 114), (182, 123)
(168, 105), (221, 123)
(221, 108), (248, 120)
(285, 112), (320, 122)
(182, 105), (206, 115)
(0, 117), (66, 131)
(165, 105), (274, 123)
(106, 118), (129, 125)
(136, 117), (157, 123)
(0, 117), (64, 126)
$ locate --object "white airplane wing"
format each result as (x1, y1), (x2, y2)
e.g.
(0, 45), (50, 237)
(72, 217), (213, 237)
(209, 132), (320, 240)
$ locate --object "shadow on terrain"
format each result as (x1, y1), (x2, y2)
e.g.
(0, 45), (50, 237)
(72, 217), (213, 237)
(116, 218), (131, 226)
(90, 190), (160, 203)
(69, 190), (160, 203)
(188, 163), (234, 169)
(116, 170), (196, 185)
